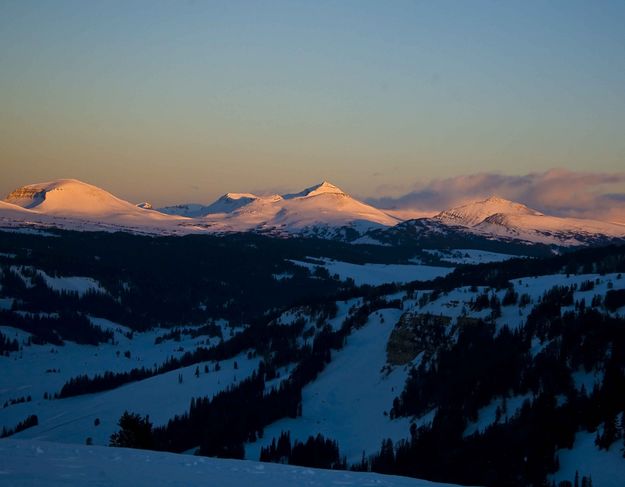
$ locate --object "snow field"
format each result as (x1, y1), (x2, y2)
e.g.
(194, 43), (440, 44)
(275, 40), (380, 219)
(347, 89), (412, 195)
(246, 307), (413, 463)
(463, 393), (532, 437)
(4, 352), (259, 447)
(290, 258), (453, 286)
(551, 431), (625, 487)
(423, 248), (520, 265)
(0, 317), (248, 446)
(0, 438), (463, 487)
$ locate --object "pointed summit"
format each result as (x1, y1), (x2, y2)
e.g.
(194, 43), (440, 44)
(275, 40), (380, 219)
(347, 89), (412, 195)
(283, 181), (346, 199)
(310, 181), (345, 196)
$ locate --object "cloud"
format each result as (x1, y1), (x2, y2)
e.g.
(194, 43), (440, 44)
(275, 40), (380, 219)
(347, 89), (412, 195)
(367, 168), (625, 223)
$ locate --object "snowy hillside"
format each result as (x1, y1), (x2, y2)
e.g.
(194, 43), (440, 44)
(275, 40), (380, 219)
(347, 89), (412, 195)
(434, 196), (543, 227)
(246, 306), (414, 464)
(473, 211), (625, 244)
(6, 180), (166, 220)
(431, 196), (625, 245)
(1, 230), (625, 485)
(0, 439), (462, 487)
(2, 179), (188, 234)
(3, 263), (625, 484)
(0, 324), (256, 447)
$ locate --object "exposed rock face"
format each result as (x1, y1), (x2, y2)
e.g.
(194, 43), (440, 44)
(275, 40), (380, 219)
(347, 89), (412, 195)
(386, 312), (452, 365)
(5, 187), (46, 209)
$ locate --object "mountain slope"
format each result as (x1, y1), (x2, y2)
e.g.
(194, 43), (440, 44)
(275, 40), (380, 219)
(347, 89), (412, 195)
(3, 179), (188, 233)
(0, 439), (460, 487)
(367, 196), (625, 247)
(268, 183), (399, 231)
(165, 181), (400, 234)
(0, 200), (35, 215)
(2, 178), (400, 236)
(7, 179), (141, 216)
(2, 180), (625, 245)
(1, 232), (625, 485)
(474, 212), (625, 244)
(434, 196), (543, 227)
(159, 192), (270, 217)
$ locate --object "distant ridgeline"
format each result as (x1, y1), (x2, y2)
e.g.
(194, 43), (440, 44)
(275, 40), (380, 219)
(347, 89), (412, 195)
(0, 229), (402, 339)
(1, 228), (625, 486)
(2, 227), (556, 342)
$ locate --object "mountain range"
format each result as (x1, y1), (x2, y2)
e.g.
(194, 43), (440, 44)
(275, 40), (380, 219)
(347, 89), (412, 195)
(2, 178), (625, 246)
(2, 183), (625, 486)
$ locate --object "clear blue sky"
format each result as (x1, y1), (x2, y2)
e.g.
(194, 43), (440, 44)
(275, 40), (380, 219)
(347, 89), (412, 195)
(1, 0), (624, 205)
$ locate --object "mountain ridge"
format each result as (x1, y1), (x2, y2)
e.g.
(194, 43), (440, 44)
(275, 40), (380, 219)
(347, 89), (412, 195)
(2, 178), (625, 246)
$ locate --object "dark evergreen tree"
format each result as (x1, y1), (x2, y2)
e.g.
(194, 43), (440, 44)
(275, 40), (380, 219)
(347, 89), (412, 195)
(109, 411), (154, 450)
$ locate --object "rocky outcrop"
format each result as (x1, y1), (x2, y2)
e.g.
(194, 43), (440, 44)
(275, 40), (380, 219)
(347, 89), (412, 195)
(386, 312), (452, 366)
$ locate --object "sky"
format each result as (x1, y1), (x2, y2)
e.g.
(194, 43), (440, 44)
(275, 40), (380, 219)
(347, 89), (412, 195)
(366, 168), (625, 223)
(1, 0), (624, 208)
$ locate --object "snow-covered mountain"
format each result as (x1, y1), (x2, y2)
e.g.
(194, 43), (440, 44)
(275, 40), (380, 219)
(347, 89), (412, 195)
(0, 179), (398, 236)
(2, 179), (625, 246)
(159, 192), (264, 217)
(150, 181), (401, 235)
(6, 179), (151, 217)
(2, 179), (187, 233)
(429, 196), (625, 245)
(159, 181), (400, 235)
(434, 196), (544, 227)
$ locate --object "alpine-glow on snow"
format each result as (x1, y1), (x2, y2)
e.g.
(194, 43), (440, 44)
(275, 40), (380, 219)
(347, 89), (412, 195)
(2, 179), (625, 245)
